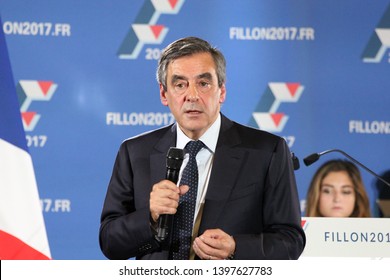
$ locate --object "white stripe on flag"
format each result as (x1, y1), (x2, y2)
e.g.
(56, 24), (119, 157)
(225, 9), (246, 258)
(0, 138), (51, 258)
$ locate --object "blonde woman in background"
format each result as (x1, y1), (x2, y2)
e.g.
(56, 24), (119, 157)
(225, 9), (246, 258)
(305, 159), (371, 217)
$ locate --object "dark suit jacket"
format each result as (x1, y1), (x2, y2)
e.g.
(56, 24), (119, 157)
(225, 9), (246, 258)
(99, 114), (305, 259)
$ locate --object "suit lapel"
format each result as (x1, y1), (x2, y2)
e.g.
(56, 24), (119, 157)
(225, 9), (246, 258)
(150, 124), (177, 185)
(200, 115), (245, 230)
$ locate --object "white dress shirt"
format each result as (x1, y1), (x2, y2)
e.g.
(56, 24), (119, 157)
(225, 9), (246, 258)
(176, 114), (221, 225)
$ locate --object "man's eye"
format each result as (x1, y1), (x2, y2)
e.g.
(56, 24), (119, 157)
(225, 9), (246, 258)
(199, 81), (210, 87)
(175, 82), (186, 89)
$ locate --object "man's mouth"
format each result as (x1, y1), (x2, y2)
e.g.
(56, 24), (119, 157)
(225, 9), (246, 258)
(185, 108), (202, 115)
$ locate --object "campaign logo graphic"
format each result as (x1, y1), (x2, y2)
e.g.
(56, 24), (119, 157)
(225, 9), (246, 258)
(249, 82), (304, 132)
(17, 80), (58, 131)
(301, 219), (308, 230)
(362, 4), (390, 63)
(118, 0), (185, 59)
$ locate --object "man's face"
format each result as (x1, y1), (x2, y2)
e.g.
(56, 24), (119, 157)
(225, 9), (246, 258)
(160, 52), (226, 139)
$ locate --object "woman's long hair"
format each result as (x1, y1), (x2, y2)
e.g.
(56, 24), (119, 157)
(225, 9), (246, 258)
(305, 159), (371, 217)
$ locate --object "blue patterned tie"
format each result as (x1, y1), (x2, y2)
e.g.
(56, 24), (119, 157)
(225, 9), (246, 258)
(171, 140), (205, 260)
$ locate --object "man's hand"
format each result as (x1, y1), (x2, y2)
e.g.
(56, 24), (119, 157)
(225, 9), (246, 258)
(149, 180), (189, 222)
(193, 229), (236, 260)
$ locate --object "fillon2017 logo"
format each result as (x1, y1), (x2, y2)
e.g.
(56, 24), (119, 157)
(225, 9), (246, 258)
(17, 80), (58, 131)
(362, 3), (390, 63)
(249, 82), (304, 133)
(117, 0), (185, 59)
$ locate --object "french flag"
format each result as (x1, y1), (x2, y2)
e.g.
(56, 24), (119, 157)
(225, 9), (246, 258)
(0, 16), (51, 260)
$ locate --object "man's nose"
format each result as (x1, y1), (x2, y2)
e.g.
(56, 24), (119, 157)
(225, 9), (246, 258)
(186, 83), (199, 102)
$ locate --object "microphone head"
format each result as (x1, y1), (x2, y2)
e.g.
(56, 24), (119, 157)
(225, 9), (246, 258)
(166, 147), (184, 170)
(303, 153), (320, 166)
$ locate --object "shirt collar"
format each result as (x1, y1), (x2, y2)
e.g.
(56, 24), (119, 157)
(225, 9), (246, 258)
(176, 114), (221, 153)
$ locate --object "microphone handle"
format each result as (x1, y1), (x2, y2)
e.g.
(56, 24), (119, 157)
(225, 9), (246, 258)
(156, 168), (180, 241)
(320, 149), (390, 187)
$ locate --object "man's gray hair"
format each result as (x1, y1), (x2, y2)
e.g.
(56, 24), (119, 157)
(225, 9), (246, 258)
(156, 36), (226, 91)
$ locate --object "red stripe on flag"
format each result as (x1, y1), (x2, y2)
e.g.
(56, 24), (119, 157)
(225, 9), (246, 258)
(38, 81), (52, 96)
(0, 230), (50, 260)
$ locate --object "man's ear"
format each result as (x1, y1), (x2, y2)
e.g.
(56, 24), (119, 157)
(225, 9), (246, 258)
(219, 84), (226, 103)
(160, 84), (168, 106)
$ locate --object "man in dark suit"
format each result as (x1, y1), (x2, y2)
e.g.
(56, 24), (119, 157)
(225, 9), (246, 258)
(99, 36), (305, 260)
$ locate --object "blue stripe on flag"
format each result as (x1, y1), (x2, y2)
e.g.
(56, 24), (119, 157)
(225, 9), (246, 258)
(0, 16), (28, 152)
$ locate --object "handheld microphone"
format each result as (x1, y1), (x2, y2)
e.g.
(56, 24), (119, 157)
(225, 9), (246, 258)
(156, 147), (185, 241)
(303, 149), (390, 187)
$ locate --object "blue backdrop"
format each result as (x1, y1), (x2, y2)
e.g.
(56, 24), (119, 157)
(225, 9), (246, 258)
(1, 0), (389, 259)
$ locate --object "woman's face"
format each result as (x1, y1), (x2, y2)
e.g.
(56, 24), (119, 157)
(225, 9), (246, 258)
(318, 171), (356, 217)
